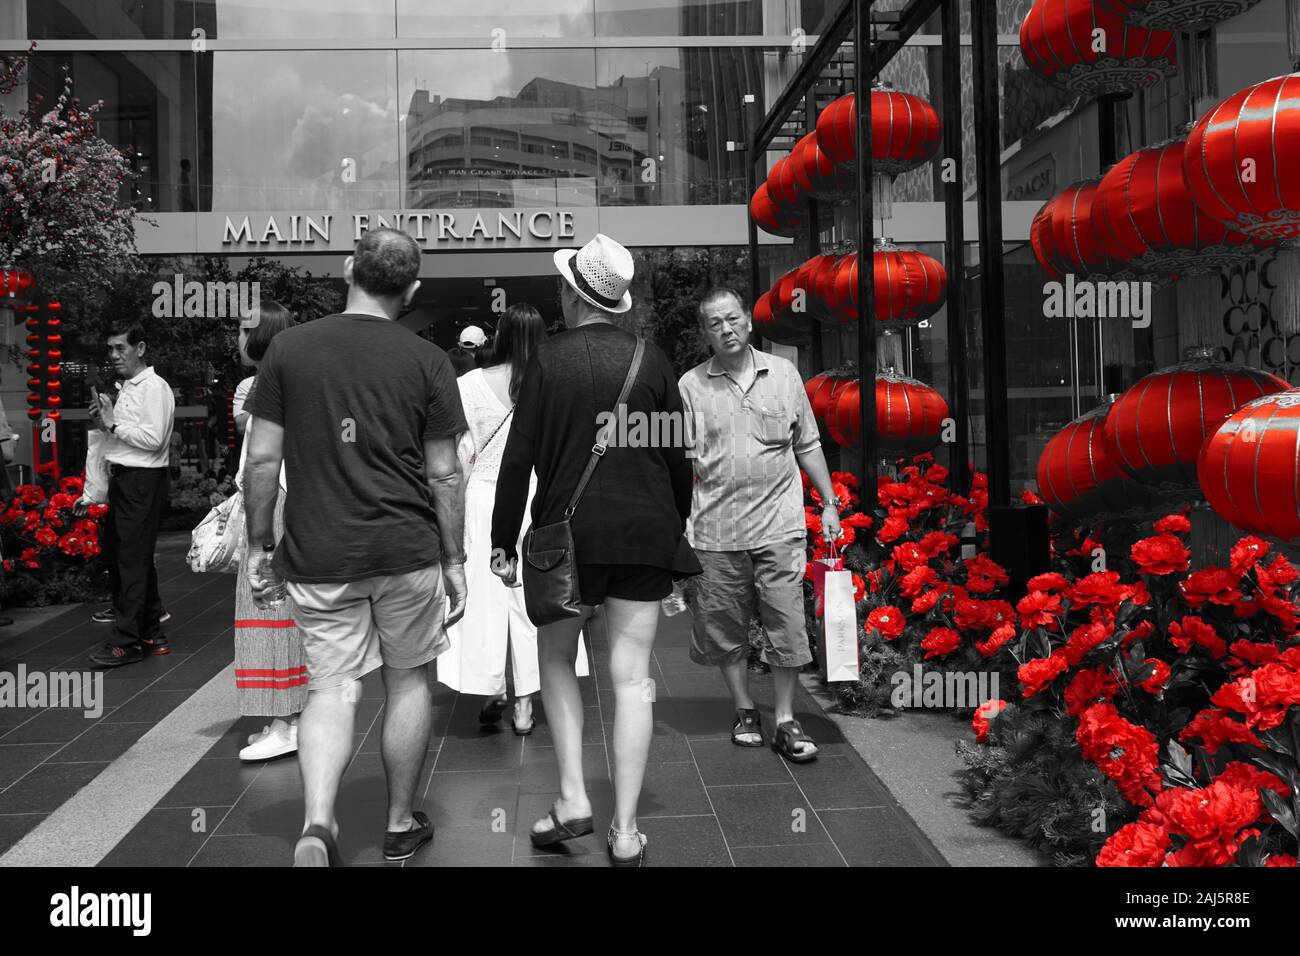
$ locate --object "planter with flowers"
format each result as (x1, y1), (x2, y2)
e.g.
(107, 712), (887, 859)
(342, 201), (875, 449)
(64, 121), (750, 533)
(0, 476), (109, 606)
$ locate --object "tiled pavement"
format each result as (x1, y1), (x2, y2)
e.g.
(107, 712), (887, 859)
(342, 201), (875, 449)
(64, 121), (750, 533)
(1, 534), (946, 867)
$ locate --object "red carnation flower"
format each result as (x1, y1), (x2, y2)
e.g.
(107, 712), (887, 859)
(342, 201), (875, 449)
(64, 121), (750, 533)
(851, 573), (866, 603)
(1153, 513), (1191, 535)
(865, 606), (905, 641)
(920, 627), (961, 659)
(976, 623), (1016, 658)
(918, 531), (958, 558)
(1228, 641), (1280, 668)
(971, 698), (1008, 744)
(1016, 590), (1062, 631)
(1229, 536), (1270, 573)
(1179, 707), (1263, 754)
(1064, 619), (1114, 666)
(1064, 667), (1121, 717)
(1136, 658), (1170, 695)
(87, 503), (108, 519)
(1067, 571), (1126, 611)
(1026, 572), (1069, 593)
(842, 512), (873, 529)
(1076, 703), (1162, 807)
(1130, 534), (1190, 576)
(892, 542), (928, 572)
(1216, 762), (1290, 799)
(899, 565), (938, 598)
(876, 515), (908, 544)
(1265, 553), (1298, 585)
(19, 547), (39, 570)
(1096, 821), (1170, 868)
(1180, 567), (1242, 607)
(1018, 651), (1069, 698)
(1169, 616), (1227, 659)
(964, 554), (1008, 586)
(33, 525), (58, 548)
(1264, 854), (1299, 867)
(911, 588), (943, 614)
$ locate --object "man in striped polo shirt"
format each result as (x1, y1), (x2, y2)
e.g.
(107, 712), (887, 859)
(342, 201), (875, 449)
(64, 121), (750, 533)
(679, 287), (842, 763)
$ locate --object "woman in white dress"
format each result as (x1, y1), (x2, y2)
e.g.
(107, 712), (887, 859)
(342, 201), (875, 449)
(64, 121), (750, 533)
(440, 304), (588, 732)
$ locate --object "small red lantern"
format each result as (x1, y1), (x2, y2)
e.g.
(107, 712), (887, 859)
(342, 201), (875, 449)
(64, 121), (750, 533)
(752, 283), (809, 346)
(2, 268), (34, 303)
(1047, 181), (1114, 278)
(1036, 399), (1166, 520)
(1093, 137), (1264, 280)
(827, 372), (948, 452)
(749, 181), (801, 238)
(1184, 72), (1300, 243)
(1199, 390), (1300, 541)
(790, 131), (854, 199)
(820, 242), (947, 328)
(815, 87), (943, 175)
(1030, 194), (1066, 279)
(1103, 347), (1290, 491)
(805, 371), (853, 425)
(1096, 0), (1262, 30)
(1020, 0), (1177, 97)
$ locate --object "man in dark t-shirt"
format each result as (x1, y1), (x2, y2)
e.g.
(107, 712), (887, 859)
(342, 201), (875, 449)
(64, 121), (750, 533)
(243, 227), (467, 867)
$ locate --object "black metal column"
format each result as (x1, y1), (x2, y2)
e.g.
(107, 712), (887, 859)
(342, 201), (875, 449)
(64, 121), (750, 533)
(745, 149), (762, 311)
(805, 87), (824, 373)
(940, 0), (970, 495)
(854, 0), (879, 499)
(970, 0), (1010, 507)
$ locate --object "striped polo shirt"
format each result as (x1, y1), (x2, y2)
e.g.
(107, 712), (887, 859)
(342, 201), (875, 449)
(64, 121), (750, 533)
(679, 347), (821, 551)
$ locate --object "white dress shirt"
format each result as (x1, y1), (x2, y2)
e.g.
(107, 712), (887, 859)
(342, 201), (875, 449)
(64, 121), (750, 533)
(104, 366), (176, 469)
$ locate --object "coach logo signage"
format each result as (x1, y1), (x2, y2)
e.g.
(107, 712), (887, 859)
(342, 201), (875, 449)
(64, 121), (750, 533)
(1006, 153), (1056, 202)
(219, 210), (578, 248)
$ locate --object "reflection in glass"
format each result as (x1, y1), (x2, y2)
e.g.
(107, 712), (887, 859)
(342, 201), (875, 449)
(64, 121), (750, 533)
(210, 51), (399, 210)
(27, 52), (200, 213)
(197, 0), (396, 39)
(397, 0), (594, 39)
(8, 1), (194, 40)
(400, 50), (599, 209)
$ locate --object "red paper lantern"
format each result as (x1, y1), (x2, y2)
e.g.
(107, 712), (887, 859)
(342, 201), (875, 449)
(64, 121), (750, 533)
(749, 182), (800, 238)
(1036, 399), (1166, 520)
(1020, 0), (1177, 96)
(752, 280), (809, 346)
(1184, 73), (1300, 243)
(1095, 0), (1262, 30)
(1, 267), (34, 303)
(790, 131), (854, 199)
(1093, 138), (1264, 280)
(1199, 390), (1300, 541)
(768, 155), (802, 209)
(1103, 348), (1290, 491)
(1050, 181), (1116, 278)
(827, 373), (948, 452)
(805, 371), (853, 424)
(814, 87), (943, 175)
(1030, 194), (1067, 279)
(820, 243), (947, 328)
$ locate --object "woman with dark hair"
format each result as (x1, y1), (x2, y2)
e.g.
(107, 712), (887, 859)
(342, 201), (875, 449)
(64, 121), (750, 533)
(440, 302), (588, 733)
(230, 300), (306, 761)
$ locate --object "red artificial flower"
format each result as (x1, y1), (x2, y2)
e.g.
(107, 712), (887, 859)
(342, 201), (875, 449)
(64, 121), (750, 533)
(1137, 659), (1170, 695)
(1076, 703), (1162, 807)
(1130, 534), (1190, 576)
(1142, 781), (1262, 866)
(1018, 651), (1070, 698)
(1180, 567), (1242, 608)
(865, 606), (905, 641)
(1067, 571), (1126, 611)
(1016, 590), (1062, 631)
(976, 623), (1016, 658)
(1179, 707), (1264, 754)
(1211, 663), (1300, 730)
(33, 525), (58, 548)
(920, 627), (961, 659)
(804, 507), (823, 535)
(1063, 618), (1114, 666)
(1229, 536), (1270, 573)
(842, 512), (873, 529)
(1026, 572), (1069, 593)
(1264, 854), (1299, 867)
(19, 547), (39, 570)
(1153, 513), (1191, 535)
(1096, 821), (1171, 867)
(1064, 667), (1121, 717)
(1265, 553), (1298, 586)
(1169, 616), (1227, 659)
(892, 542), (928, 572)
(1123, 619), (1155, 647)
(851, 573), (866, 603)
(911, 588), (943, 614)
(1020, 488), (1044, 505)
(88, 503), (108, 519)
(971, 698), (1008, 744)
(1258, 592), (1299, 633)
(918, 531), (958, 558)
(964, 554), (1008, 585)
(876, 515), (908, 544)
(1228, 640), (1280, 668)
(1, 560), (10, 572)
(899, 565), (938, 598)
(57, 533), (82, 556)
(831, 470), (859, 489)
(16, 484), (45, 506)
(1216, 762), (1290, 799)
(21, 511), (40, 533)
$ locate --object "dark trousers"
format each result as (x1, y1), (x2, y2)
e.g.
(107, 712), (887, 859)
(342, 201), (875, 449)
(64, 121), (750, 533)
(104, 466), (169, 648)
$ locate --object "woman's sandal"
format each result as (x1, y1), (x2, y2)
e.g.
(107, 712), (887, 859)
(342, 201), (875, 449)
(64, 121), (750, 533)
(478, 696), (509, 725)
(607, 826), (648, 867)
(529, 806), (594, 848)
(731, 708), (765, 748)
(512, 716), (536, 736)
(771, 719), (819, 763)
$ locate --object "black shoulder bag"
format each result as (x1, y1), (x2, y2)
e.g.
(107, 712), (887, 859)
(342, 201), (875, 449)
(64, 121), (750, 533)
(522, 338), (645, 626)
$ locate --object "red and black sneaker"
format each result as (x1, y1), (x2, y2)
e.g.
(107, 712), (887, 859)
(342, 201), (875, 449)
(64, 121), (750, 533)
(89, 643), (143, 668)
(142, 634), (171, 656)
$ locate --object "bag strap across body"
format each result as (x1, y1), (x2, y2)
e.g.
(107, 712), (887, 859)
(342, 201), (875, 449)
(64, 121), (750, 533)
(563, 338), (645, 520)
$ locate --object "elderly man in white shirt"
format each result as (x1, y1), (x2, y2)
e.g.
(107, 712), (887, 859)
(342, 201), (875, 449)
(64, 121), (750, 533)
(88, 323), (177, 668)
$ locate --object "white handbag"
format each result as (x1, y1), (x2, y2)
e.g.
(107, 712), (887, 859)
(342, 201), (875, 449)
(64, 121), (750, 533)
(188, 489), (246, 574)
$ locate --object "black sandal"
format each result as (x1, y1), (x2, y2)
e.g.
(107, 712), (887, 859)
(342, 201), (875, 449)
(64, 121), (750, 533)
(479, 696), (509, 725)
(529, 807), (594, 848)
(294, 825), (342, 867)
(731, 708), (764, 748)
(772, 719), (819, 763)
(607, 827), (648, 867)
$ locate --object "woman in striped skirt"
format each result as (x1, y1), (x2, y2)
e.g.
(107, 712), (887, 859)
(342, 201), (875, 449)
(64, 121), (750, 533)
(232, 302), (307, 761)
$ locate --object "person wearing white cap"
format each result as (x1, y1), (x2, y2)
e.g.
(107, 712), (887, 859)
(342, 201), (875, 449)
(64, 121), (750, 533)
(458, 325), (488, 351)
(491, 233), (699, 866)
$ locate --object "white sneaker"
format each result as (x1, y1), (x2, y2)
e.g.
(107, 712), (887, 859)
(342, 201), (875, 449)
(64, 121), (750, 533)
(247, 724), (272, 746)
(239, 719), (297, 762)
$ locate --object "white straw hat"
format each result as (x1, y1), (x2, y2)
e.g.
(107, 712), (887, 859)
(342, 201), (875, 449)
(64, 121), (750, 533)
(553, 233), (634, 314)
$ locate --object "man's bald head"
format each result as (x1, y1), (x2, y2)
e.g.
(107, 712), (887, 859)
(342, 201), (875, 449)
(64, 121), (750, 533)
(351, 228), (421, 298)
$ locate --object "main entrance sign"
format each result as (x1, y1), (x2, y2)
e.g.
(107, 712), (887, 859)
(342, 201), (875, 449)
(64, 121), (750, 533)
(218, 209), (584, 250)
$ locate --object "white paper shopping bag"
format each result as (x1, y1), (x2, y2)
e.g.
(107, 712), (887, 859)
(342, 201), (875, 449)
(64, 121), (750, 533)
(820, 568), (861, 683)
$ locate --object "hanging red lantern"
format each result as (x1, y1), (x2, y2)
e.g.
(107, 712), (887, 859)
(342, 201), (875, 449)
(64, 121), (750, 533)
(1184, 72), (1300, 243)
(1093, 137), (1264, 281)
(1, 267), (34, 303)
(1049, 181), (1116, 278)
(1102, 347), (1290, 491)
(827, 373), (948, 452)
(790, 131), (854, 199)
(1020, 0), (1177, 97)
(750, 181), (800, 238)
(1095, 0), (1262, 30)
(752, 280), (809, 346)
(805, 371), (853, 425)
(814, 86), (943, 175)
(1037, 399), (1166, 520)
(768, 155), (802, 209)
(820, 242), (947, 328)
(1030, 194), (1067, 279)
(1198, 390), (1300, 541)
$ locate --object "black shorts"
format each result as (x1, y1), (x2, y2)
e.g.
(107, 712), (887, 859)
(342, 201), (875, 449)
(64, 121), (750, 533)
(576, 563), (673, 605)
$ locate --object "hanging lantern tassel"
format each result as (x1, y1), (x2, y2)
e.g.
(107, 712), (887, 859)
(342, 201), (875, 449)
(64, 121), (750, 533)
(1268, 246), (1300, 335)
(1288, 0), (1300, 70)
(1100, 298), (1136, 373)
(1175, 273), (1222, 351)
(873, 173), (894, 224)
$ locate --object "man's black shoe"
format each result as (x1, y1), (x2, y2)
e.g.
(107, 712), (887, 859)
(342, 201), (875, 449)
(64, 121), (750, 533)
(142, 634), (170, 656)
(89, 643), (143, 668)
(383, 810), (434, 861)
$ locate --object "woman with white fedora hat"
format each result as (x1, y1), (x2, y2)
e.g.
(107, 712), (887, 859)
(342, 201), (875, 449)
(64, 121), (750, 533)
(491, 233), (698, 866)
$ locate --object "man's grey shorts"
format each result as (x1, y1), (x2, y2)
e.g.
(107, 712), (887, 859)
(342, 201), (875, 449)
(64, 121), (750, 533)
(686, 535), (811, 669)
(287, 564), (448, 691)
